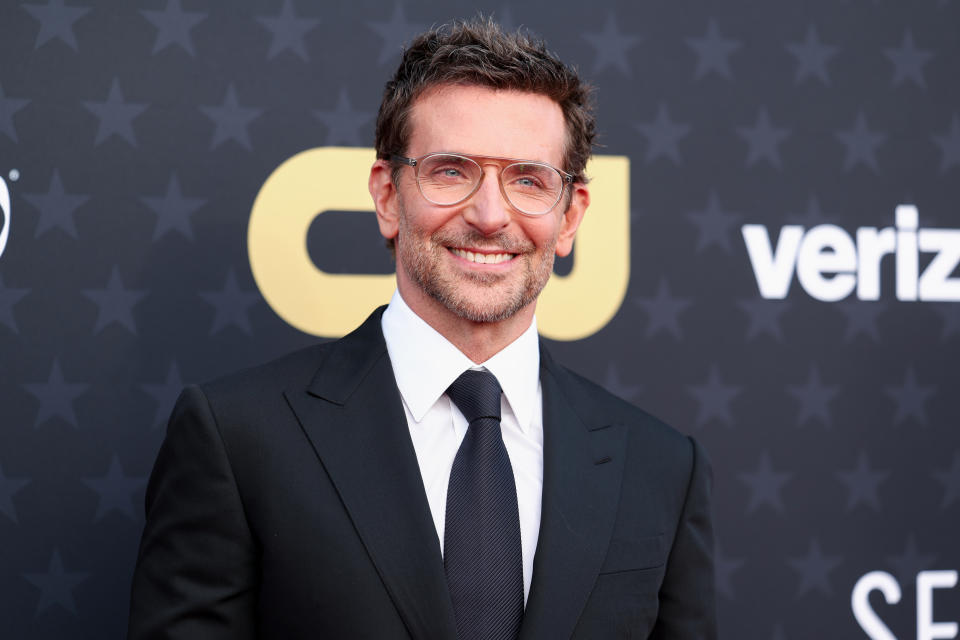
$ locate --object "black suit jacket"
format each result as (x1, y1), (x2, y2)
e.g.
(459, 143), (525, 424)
(129, 308), (716, 639)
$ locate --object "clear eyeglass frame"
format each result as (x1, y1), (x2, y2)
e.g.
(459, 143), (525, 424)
(390, 152), (574, 216)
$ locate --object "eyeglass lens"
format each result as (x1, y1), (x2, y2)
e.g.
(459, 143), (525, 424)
(416, 154), (563, 215)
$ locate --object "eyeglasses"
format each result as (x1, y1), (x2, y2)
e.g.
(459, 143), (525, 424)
(391, 152), (574, 216)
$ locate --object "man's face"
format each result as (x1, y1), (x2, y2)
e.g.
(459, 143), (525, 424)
(371, 84), (588, 327)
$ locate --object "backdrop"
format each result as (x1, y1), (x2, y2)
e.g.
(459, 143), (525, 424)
(1, 1), (958, 638)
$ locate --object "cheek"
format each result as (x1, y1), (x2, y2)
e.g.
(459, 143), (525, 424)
(525, 219), (563, 254)
(398, 194), (453, 237)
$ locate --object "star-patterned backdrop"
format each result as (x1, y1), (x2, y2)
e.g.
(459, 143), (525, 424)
(1, 0), (959, 638)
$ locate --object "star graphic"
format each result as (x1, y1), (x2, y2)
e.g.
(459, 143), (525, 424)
(884, 30), (934, 88)
(200, 84), (263, 151)
(81, 266), (147, 334)
(739, 451), (792, 514)
(933, 303), (960, 340)
(141, 361), (186, 428)
(367, 3), (427, 66)
(835, 300), (887, 342)
(141, 173), (205, 241)
(140, 0), (206, 57)
(686, 191), (741, 253)
(602, 362), (642, 401)
(82, 455), (146, 521)
(634, 103), (691, 165)
(836, 451), (890, 511)
(313, 89), (374, 146)
(737, 298), (791, 341)
(737, 107), (791, 169)
(581, 12), (641, 77)
(785, 365), (840, 428)
(21, 0), (91, 51)
(0, 463), (31, 524)
(257, 0), (320, 61)
(22, 549), (90, 615)
(0, 82), (30, 143)
(200, 269), (261, 335)
(634, 278), (693, 340)
(884, 366), (936, 425)
(687, 365), (741, 428)
(82, 78), (148, 146)
(715, 541), (745, 600)
(685, 19), (741, 80)
(23, 359), (89, 428)
(787, 538), (842, 597)
(932, 113), (960, 173)
(787, 194), (832, 227)
(23, 169), (89, 238)
(932, 451), (960, 509)
(885, 534), (937, 585)
(836, 112), (886, 173)
(785, 24), (839, 85)
(0, 273), (30, 333)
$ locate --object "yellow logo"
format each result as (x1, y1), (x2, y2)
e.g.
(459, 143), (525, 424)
(248, 147), (630, 341)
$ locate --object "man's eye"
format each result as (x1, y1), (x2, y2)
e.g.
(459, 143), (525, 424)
(512, 176), (544, 189)
(427, 164), (466, 179)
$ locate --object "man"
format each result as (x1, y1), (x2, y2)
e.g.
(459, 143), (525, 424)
(129, 18), (716, 640)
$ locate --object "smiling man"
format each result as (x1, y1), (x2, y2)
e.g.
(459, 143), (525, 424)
(370, 84), (585, 360)
(129, 18), (716, 640)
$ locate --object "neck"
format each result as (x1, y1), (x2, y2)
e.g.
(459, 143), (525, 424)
(397, 284), (535, 364)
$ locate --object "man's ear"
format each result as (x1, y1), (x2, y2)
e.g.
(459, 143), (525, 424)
(554, 183), (589, 257)
(369, 159), (399, 241)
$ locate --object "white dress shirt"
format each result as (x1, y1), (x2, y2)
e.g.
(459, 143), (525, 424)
(381, 291), (544, 603)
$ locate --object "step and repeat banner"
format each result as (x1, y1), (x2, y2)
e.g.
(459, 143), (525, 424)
(1, 0), (958, 638)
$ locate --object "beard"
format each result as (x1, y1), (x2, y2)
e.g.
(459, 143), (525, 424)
(395, 201), (558, 324)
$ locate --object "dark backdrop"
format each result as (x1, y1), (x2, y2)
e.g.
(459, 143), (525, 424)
(1, 0), (958, 638)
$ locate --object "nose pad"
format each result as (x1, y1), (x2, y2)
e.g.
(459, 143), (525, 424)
(462, 167), (511, 234)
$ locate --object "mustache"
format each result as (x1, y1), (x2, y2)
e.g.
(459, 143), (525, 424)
(432, 229), (534, 254)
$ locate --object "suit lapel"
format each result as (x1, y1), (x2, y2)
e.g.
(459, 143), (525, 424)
(284, 309), (457, 640)
(519, 347), (627, 640)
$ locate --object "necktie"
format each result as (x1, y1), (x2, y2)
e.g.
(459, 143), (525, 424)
(444, 369), (524, 640)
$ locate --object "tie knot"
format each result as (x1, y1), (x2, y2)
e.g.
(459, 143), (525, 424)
(446, 369), (502, 423)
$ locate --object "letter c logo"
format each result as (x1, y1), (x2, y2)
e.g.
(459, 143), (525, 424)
(248, 147), (630, 341)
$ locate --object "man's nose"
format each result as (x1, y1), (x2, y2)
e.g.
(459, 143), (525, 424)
(461, 167), (511, 235)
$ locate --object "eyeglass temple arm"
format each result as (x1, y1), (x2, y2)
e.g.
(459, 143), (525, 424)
(390, 155), (417, 167)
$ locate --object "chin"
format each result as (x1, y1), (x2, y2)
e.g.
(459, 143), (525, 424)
(431, 282), (541, 324)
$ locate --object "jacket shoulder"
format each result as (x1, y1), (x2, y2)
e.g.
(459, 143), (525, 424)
(546, 356), (695, 454)
(199, 305), (388, 404)
(200, 342), (331, 402)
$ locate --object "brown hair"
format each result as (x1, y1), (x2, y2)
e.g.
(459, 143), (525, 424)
(374, 17), (596, 184)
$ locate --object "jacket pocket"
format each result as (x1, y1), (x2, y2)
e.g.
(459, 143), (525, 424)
(599, 533), (667, 574)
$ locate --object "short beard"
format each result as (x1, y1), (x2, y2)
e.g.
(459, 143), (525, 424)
(396, 201), (557, 324)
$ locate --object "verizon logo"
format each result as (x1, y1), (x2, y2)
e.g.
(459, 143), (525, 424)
(742, 206), (960, 302)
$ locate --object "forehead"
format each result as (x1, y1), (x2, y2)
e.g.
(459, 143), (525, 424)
(405, 84), (567, 167)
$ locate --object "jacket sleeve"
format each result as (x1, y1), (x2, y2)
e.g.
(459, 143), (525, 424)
(128, 385), (258, 640)
(650, 436), (717, 639)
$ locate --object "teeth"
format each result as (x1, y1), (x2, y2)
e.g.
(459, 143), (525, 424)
(451, 248), (513, 264)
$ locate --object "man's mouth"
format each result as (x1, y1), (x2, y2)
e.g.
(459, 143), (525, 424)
(449, 248), (516, 264)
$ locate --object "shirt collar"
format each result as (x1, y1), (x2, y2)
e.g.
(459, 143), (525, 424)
(381, 290), (540, 433)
